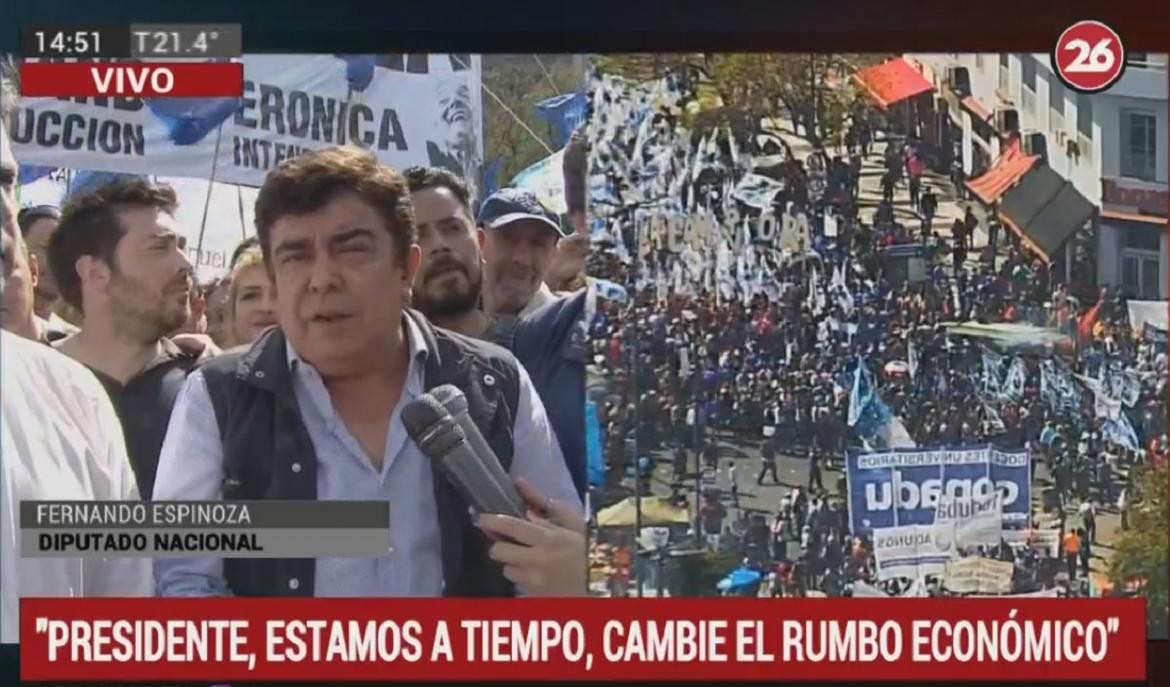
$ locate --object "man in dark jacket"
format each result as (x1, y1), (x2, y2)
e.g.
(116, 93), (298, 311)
(153, 148), (583, 598)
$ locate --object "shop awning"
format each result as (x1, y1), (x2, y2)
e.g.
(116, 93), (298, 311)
(853, 58), (934, 110)
(595, 497), (690, 528)
(960, 95), (993, 123)
(1101, 208), (1167, 225)
(998, 165), (1095, 261)
(965, 148), (1040, 205)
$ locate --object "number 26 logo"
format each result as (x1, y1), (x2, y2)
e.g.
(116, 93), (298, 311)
(1062, 38), (1116, 73)
(1053, 20), (1126, 93)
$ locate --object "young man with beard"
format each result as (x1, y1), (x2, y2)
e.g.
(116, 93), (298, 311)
(47, 180), (200, 500)
(1, 60), (152, 642)
(154, 149), (584, 598)
(406, 167), (587, 497)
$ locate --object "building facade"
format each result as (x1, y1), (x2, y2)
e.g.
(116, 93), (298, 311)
(907, 52), (1168, 300)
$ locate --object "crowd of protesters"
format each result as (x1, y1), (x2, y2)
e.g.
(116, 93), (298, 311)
(586, 69), (1166, 599)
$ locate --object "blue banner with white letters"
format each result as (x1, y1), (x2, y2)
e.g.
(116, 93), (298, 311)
(846, 445), (1030, 536)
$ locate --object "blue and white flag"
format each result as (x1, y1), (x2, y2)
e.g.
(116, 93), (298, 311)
(1040, 359), (1083, 412)
(1101, 412), (1140, 451)
(592, 278), (629, 304)
(730, 173), (784, 210)
(535, 91), (587, 149)
(512, 148), (567, 215)
(981, 351), (1004, 400)
(1002, 357), (1027, 402)
(848, 360), (916, 450)
(907, 340), (919, 381)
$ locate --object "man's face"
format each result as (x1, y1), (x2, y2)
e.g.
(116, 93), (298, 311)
(482, 219), (558, 316)
(23, 216), (59, 311)
(410, 186), (483, 318)
(1, 120), (36, 334)
(94, 207), (193, 341)
(268, 192), (419, 376)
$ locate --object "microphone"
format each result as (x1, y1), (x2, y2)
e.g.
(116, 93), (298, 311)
(402, 391), (526, 519)
(428, 385), (525, 508)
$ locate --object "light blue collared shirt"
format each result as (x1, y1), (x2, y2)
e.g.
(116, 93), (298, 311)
(152, 316), (580, 597)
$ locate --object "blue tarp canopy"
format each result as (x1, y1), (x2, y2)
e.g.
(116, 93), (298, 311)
(717, 567), (762, 592)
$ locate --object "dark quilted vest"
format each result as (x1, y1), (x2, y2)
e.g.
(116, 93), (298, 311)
(199, 309), (519, 598)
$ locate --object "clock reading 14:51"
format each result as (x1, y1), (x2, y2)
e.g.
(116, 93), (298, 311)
(33, 30), (104, 55)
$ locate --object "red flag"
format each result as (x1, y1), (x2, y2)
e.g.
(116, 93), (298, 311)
(1078, 290), (1105, 343)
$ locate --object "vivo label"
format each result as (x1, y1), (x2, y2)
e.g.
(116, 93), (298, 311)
(90, 66), (175, 96)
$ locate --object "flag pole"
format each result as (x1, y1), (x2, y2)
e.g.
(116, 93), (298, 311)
(195, 123), (226, 270)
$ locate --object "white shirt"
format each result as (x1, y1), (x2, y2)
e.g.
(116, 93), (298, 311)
(153, 317), (580, 597)
(1, 331), (152, 642)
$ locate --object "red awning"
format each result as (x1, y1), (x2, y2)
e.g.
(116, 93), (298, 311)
(853, 58), (934, 109)
(965, 148), (1040, 205)
(961, 95), (993, 123)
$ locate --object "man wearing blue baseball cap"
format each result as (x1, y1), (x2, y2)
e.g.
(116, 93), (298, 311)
(477, 187), (566, 319)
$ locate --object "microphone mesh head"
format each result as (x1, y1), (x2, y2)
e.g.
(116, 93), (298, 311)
(430, 384), (469, 415)
(402, 393), (466, 457)
(401, 394), (449, 440)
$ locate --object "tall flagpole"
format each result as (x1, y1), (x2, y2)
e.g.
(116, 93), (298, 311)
(195, 124), (226, 270)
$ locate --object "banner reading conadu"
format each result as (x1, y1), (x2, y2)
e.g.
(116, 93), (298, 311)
(10, 55), (484, 189)
(846, 445), (1030, 536)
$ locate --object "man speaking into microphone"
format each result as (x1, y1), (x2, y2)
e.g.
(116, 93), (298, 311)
(152, 147), (584, 598)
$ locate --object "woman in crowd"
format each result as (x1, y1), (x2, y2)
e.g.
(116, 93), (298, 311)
(226, 243), (277, 346)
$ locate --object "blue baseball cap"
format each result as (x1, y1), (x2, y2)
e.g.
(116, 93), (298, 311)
(476, 188), (565, 237)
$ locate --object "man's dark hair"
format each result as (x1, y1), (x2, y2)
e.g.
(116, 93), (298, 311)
(254, 147), (415, 268)
(403, 165), (473, 218)
(18, 204), (60, 236)
(50, 179), (179, 311)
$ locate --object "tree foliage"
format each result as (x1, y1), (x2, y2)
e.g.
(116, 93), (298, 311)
(481, 55), (585, 183)
(1108, 459), (1169, 638)
(595, 53), (889, 146)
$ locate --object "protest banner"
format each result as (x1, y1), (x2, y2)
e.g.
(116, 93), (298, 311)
(871, 524), (956, 581)
(1025, 529), (1062, 558)
(845, 445), (1030, 536)
(11, 54), (483, 189)
(933, 492), (1003, 549)
(941, 557), (1014, 595)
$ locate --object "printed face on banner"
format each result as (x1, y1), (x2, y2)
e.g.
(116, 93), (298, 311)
(846, 446), (1031, 535)
(268, 193), (419, 375)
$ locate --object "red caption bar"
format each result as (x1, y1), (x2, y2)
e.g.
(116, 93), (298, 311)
(20, 62), (243, 98)
(20, 598), (1146, 682)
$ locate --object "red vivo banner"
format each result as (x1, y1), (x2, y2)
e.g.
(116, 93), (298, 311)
(20, 62), (243, 97)
(20, 598), (1146, 682)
